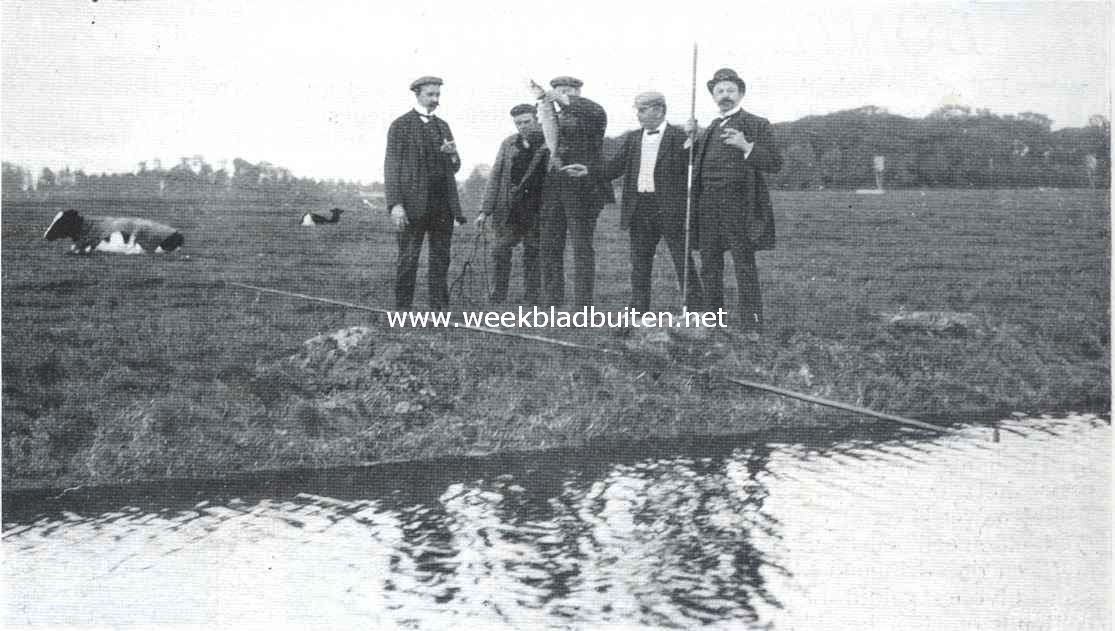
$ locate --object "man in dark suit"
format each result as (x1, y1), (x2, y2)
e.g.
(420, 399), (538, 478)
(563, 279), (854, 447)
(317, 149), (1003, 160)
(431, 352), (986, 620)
(384, 75), (466, 311)
(690, 68), (782, 334)
(603, 91), (702, 313)
(536, 76), (609, 308)
(476, 103), (548, 304)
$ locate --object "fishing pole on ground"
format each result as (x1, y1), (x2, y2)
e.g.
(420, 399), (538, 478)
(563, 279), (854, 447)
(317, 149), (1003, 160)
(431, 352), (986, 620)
(224, 281), (973, 439)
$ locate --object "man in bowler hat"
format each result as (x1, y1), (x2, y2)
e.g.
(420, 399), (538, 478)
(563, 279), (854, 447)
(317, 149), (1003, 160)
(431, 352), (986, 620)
(536, 75), (609, 308)
(476, 103), (549, 304)
(689, 68), (782, 334)
(384, 75), (466, 310)
(603, 91), (702, 313)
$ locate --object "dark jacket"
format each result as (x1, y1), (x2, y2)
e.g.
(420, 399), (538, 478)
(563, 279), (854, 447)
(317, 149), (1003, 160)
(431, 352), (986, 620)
(480, 131), (548, 226)
(693, 109), (782, 250)
(548, 94), (615, 211)
(555, 95), (608, 182)
(384, 110), (463, 222)
(603, 123), (692, 229)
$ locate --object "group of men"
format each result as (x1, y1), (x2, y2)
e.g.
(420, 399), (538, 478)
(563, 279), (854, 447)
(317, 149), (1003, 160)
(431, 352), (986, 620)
(383, 67), (782, 334)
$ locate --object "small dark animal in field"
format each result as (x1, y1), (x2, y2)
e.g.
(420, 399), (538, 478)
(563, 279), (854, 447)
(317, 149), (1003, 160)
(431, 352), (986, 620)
(300, 207), (345, 226)
(43, 209), (184, 255)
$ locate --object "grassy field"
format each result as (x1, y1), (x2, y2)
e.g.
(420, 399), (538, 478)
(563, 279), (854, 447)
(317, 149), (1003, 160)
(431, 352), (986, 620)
(2, 189), (1109, 489)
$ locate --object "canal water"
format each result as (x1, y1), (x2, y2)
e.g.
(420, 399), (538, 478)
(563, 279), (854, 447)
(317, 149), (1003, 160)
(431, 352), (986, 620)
(4, 414), (1110, 629)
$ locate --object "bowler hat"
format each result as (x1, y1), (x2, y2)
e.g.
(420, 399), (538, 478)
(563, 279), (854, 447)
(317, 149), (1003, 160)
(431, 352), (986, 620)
(706, 68), (746, 95)
(509, 103), (537, 117)
(409, 75), (443, 92)
(550, 76), (584, 89)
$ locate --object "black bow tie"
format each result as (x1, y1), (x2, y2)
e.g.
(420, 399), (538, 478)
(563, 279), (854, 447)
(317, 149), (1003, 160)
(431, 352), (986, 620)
(646, 129), (660, 135)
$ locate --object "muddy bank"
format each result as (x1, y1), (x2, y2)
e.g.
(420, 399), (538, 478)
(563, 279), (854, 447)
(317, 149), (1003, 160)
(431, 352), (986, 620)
(3, 315), (1108, 492)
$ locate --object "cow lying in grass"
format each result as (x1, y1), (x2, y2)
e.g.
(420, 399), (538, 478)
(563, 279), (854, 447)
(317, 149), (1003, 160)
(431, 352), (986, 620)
(43, 209), (184, 255)
(300, 207), (344, 226)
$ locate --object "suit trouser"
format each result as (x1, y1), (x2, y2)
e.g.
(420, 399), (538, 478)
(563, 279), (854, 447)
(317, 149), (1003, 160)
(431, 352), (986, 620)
(540, 172), (599, 308)
(490, 214), (541, 303)
(395, 209), (453, 310)
(697, 183), (762, 329)
(629, 193), (703, 312)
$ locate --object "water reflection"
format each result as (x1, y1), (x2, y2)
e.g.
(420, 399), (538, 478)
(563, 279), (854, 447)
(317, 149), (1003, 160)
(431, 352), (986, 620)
(4, 414), (1110, 629)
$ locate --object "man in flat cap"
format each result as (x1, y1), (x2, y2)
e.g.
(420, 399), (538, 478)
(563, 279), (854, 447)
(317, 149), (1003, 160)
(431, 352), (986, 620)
(476, 103), (548, 304)
(384, 75), (466, 311)
(689, 68), (782, 335)
(534, 75), (610, 308)
(602, 91), (702, 313)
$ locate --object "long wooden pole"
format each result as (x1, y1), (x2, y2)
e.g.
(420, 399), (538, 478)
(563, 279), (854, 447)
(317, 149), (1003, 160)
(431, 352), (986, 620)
(681, 42), (698, 313)
(226, 281), (965, 437)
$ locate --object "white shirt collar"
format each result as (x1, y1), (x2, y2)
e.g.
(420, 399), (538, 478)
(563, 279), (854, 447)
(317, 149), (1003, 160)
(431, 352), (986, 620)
(413, 106), (436, 119)
(643, 121), (668, 136)
(717, 105), (742, 121)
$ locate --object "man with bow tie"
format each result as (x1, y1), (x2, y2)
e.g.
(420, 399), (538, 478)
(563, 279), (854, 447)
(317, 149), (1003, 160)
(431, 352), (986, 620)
(535, 75), (609, 309)
(384, 75), (466, 311)
(689, 68), (782, 336)
(603, 91), (702, 314)
(476, 103), (549, 304)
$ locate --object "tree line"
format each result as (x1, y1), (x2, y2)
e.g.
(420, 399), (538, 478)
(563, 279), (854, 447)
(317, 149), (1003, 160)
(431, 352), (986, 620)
(1, 157), (379, 203)
(766, 106), (1109, 190)
(3, 106), (1109, 205)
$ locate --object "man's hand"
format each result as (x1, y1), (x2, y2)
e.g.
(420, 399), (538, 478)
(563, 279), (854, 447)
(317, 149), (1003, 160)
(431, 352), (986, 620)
(455, 215), (468, 226)
(542, 89), (571, 107)
(560, 163), (589, 177)
(390, 205), (408, 229)
(439, 139), (457, 154)
(720, 127), (754, 154)
(683, 118), (699, 149)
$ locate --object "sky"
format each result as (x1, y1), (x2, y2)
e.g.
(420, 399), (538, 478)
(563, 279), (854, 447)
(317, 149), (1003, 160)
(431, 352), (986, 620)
(2, 1), (1110, 183)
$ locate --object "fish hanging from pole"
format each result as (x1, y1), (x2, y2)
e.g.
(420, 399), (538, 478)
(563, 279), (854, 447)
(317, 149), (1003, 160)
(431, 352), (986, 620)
(528, 79), (562, 170)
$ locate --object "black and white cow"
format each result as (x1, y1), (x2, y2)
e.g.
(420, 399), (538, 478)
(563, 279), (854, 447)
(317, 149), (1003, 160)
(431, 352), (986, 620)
(43, 209), (184, 255)
(300, 207), (344, 226)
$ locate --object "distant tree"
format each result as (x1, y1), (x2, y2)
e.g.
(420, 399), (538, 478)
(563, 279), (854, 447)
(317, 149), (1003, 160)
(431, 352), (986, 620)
(38, 167), (56, 191)
(818, 148), (842, 187)
(929, 104), (972, 119)
(779, 143), (820, 189)
(2, 162), (25, 198)
(232, 158), (260, 188)
(459, 164), (490, 213)
(918, 149), (952, 186)
(1017, 112), (1053, 131)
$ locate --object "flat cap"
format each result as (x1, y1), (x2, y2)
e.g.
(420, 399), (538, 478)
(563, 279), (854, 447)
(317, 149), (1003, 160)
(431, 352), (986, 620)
(633, 91), (666, 109)
(409, 75), (443, 92)
(706, 68), (746, 95)
(550, 76), (584, 89)
(509, 103), (537, 117)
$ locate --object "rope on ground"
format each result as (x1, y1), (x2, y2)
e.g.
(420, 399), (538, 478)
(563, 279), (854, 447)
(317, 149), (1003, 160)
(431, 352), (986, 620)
(449, 225), (490, 307)
(224, 281), (969, 437)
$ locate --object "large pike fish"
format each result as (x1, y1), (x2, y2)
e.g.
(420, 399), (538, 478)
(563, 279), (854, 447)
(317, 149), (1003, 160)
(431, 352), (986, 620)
(529, 79), (562, 170)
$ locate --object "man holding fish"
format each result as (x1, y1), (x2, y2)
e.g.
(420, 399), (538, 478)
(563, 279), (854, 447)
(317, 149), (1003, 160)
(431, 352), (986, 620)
(529, 76), (610, 309)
